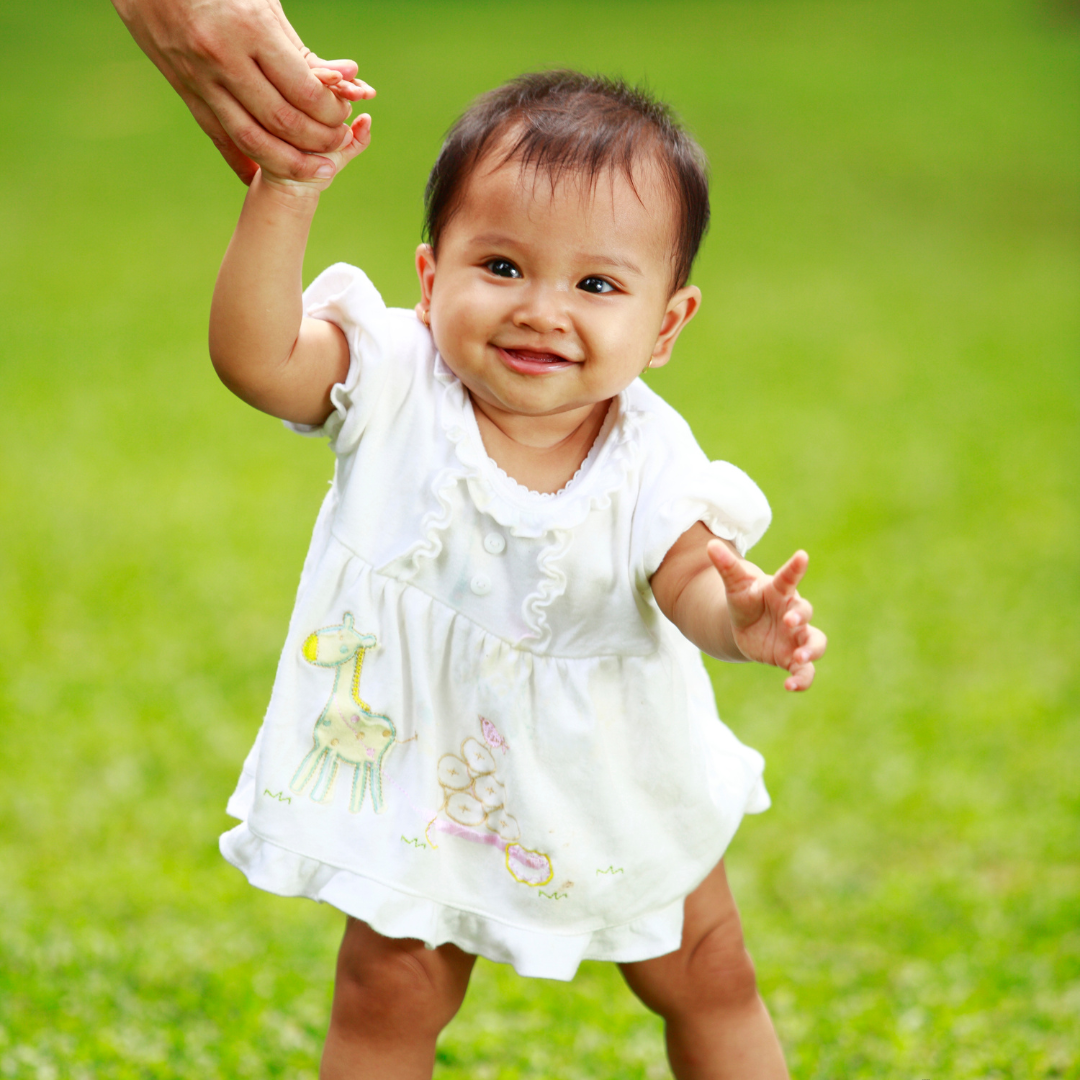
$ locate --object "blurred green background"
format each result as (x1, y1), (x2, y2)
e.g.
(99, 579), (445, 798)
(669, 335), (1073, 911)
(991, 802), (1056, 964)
(1, 0), (1077, 1076)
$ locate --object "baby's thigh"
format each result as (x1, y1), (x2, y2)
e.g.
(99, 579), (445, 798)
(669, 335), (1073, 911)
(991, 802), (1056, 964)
(618, 860), (759, 1020)
(332, 917), (476, 1037)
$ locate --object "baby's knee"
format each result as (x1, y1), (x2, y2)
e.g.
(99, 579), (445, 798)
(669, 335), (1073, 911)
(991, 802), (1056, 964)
(625, 915), (760, 1022)
(331, 922), (472, 1041)
(683, 922), (760, 1015)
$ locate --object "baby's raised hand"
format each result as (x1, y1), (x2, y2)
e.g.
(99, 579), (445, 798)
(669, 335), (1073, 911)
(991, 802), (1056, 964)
(257, 75), (374, 193)
(253, 60), (374, 191)
(305, 54), (376, 103)
(708, 541), (827, 692)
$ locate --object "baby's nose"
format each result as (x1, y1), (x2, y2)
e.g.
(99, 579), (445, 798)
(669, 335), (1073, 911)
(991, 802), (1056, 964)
(512, 284), (571, 333)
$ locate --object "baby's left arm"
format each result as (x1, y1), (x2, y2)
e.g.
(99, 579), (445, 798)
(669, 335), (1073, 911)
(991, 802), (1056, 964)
(651, 522), (827, 691)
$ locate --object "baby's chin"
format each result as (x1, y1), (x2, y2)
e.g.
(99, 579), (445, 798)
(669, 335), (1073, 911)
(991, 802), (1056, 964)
(469, 386), (616, 426)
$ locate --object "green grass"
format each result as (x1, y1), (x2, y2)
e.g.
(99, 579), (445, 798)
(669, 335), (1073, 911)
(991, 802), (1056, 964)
(1, 0), (1078, 1076)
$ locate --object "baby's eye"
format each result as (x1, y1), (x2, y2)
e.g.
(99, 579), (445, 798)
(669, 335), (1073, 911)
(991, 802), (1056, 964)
(485, 258), (521, 279)
(578, 277), (615, 295)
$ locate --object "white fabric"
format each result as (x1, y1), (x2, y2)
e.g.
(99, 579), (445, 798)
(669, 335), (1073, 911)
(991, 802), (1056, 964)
(220, 263), (773, 981)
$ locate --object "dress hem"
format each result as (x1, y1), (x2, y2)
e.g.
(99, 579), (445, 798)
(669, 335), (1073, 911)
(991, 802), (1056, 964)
(219, 819), (690, 981)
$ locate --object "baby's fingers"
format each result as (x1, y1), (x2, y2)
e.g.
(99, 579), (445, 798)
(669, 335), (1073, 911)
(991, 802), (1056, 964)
(310, 69), (375, 102)
(782, 597), (814, 630)
(305, 54), (360, 82)
(306, 55), (375, 102)
(797, 625), (827, 664)
(784, 626), (827, 691)
(772, 550), (809, 598)
(784, 662), (816, 692)
(336, 113), (372, 162)
(707, 539), (758, 597)
(331, 78), (376, 102)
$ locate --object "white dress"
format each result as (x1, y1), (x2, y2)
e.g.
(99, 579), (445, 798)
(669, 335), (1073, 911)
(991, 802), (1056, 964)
(220, 264), (773, 981)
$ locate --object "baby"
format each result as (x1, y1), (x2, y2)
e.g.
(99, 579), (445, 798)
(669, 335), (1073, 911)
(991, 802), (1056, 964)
(211, 69), (825, 1080)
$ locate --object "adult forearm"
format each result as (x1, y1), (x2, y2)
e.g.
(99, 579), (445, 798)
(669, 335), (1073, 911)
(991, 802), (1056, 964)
(111, 0), (353, 183)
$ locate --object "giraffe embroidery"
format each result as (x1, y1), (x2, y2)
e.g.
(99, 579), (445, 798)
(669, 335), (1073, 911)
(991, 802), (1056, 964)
(291, 612), (396, 813)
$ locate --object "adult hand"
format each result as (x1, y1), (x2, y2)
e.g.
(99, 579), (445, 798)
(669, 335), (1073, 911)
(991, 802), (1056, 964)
(112, 0), (368, 184)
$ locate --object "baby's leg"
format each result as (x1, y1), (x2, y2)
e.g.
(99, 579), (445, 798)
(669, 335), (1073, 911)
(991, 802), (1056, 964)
(320, 917), (475, 1080)
(619, 861), (789, 1080)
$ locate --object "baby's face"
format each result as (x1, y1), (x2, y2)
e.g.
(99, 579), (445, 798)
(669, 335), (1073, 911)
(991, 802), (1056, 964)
(416, 153), (699, 422)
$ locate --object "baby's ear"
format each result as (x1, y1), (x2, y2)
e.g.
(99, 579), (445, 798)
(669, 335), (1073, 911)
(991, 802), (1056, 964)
(415, 243), (437, 307)
(650, 285), (701, 368)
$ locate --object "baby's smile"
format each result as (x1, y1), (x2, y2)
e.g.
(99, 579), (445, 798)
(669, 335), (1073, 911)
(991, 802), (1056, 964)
(415, 151), (700, 453)
(496, 346), (578, 375)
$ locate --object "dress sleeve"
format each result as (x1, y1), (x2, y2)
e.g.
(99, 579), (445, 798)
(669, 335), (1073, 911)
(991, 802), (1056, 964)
(632, 413), (772, 582)
(284, 263), (400, 456)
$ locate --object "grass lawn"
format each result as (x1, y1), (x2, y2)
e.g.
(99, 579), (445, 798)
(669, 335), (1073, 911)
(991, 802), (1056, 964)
(1, 0), (1077, 1076)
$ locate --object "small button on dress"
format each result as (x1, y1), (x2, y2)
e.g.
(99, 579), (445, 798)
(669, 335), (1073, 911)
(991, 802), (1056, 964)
(470, 573), (492, 596)
(483, 532), (506, 555)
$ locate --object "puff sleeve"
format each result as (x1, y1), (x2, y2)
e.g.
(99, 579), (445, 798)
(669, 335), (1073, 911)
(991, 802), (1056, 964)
(285, 263), (404, 456)
(631, 406), (772, 583)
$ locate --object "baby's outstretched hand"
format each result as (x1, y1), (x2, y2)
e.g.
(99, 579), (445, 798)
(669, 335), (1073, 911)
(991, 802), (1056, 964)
(708, 541), (827, 692)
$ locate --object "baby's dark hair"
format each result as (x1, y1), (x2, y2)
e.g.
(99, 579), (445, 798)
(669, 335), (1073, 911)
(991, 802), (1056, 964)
(423, 71), (710, 291)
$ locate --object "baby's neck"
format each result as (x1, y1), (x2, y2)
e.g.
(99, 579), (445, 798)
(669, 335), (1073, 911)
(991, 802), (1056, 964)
(470, 396), (612, 495)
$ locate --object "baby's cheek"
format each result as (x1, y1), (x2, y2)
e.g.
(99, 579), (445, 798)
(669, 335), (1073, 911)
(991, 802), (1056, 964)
(429, 318), (473, 379)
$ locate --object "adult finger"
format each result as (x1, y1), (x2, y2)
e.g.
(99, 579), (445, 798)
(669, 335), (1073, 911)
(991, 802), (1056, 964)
(200, 80), (343, 181)
(267, 7), (370, 102)
(267, 0), (306, 50)
(215, 55), (351, 150)
(182, 88), (258, 183)
(252, 33), (354, 129)
(771, 550), (809, 598)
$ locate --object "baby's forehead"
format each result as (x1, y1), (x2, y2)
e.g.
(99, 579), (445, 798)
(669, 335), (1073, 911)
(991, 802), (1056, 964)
(475, 128), (670, 200)
(462, 144), (681, 253)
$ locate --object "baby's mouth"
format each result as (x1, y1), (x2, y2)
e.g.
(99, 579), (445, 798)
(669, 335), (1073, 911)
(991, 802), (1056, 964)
(497, 347), (576, 375)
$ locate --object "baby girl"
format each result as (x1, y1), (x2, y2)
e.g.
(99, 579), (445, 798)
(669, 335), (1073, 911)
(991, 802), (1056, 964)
(210, 67), (825, 1079)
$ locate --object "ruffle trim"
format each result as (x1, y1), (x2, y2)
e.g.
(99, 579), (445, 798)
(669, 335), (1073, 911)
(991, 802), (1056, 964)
(219, 822), (686, 981)
(433, 356), (644, 538)
(395, 359), (648, 647)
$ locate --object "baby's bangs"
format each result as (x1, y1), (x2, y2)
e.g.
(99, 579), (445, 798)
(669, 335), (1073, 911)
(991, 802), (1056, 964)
(423, 71), (710, 289)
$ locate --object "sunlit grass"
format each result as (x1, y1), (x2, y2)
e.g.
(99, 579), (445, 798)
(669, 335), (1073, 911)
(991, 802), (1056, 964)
(1, 0), (1077, 1076)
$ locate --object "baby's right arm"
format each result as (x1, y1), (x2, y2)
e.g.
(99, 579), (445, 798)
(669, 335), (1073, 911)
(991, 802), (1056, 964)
(208, 76), (374, 425)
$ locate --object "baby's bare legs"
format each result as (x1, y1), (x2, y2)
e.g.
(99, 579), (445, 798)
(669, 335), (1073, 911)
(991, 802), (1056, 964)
(619, 861), (789, 1080)
(320, 917), (475, 1080)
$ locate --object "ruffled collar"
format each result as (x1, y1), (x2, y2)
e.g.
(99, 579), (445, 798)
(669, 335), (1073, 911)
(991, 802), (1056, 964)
(432, 353), (644, 539)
